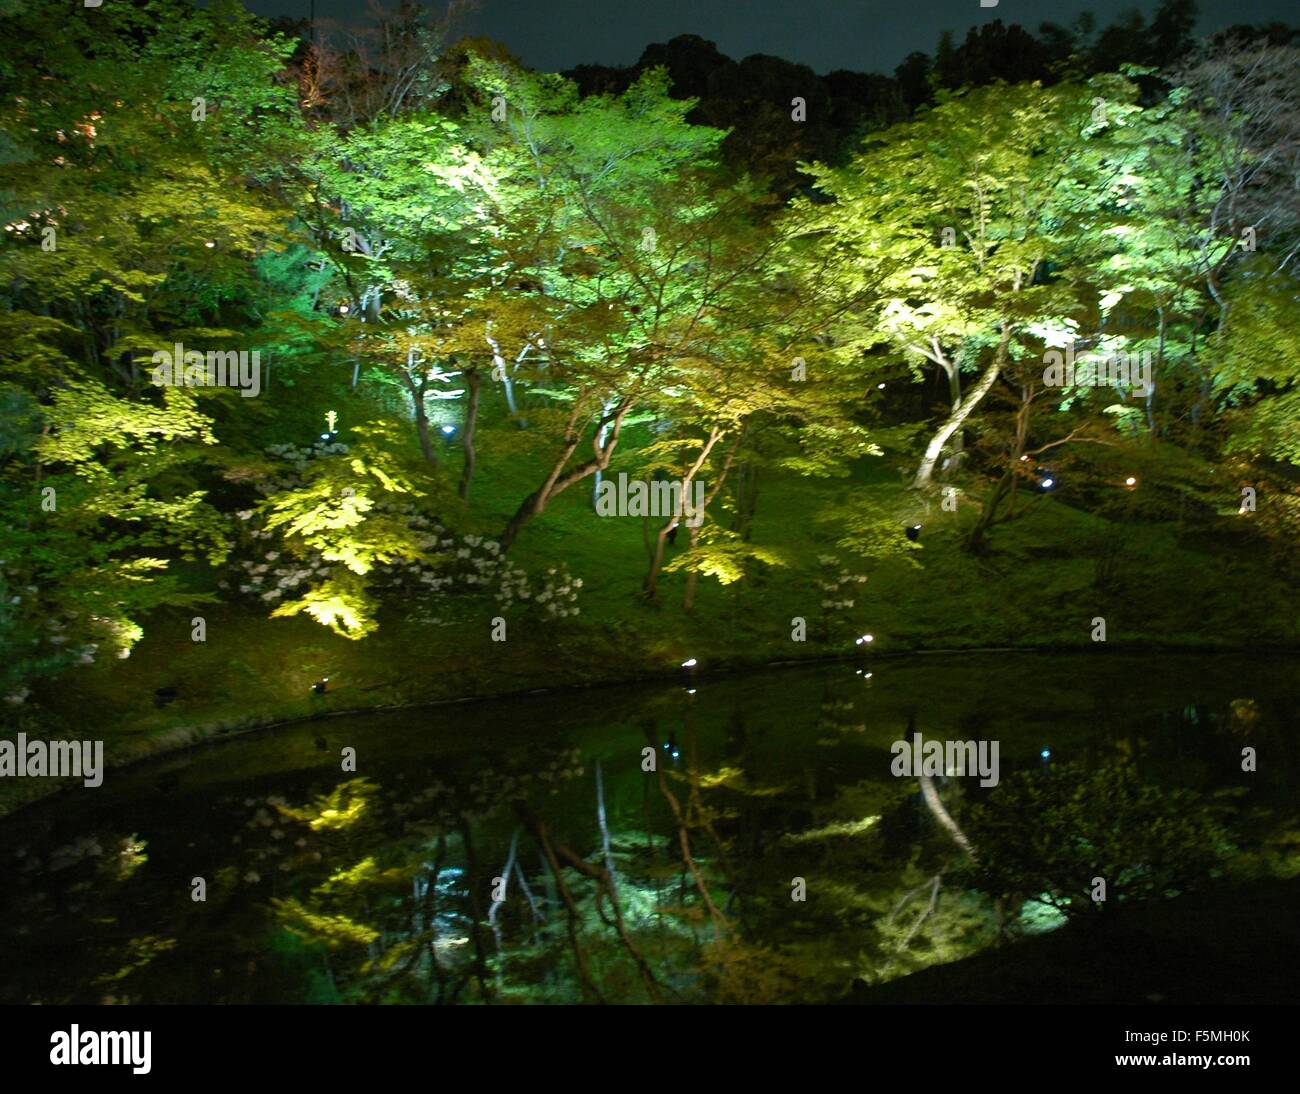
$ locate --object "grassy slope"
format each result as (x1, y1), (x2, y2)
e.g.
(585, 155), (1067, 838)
(6, 405), (1296, 816)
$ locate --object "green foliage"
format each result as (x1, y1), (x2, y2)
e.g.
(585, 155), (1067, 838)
(254, 424), (444, 638)
(662, 530), (790, 586)
(0, 1), (1297, 703)
(0, 377), (226, 693)
(1210, 267), (1300, 466)
(798, 80), (1135, 372)
(962, 761), (1234, 917)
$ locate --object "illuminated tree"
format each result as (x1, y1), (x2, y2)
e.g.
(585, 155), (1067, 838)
(0, 381), (225, 695)
(799, 79), (1152, 489)
(0, 0), (300, 689)
(254, 422), (438, 638)
(460, 60), (769, 551)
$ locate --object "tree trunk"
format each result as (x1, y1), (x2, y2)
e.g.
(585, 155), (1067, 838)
(498, 397), (632, 552)
(682, 440), (739, 612)
(414, 401), (437, 465)
(733, 460), (760, 541)
(912, 329), (1009, 489)
(943, 359), (964, 464)
(1150, 307), (1164, 433)
(965, 372), (1029, 550)
(682, 527), (702, 612)
(591, 398), (617, 509)
(919, 774), (977, 859)
(401, 363), (438, 466)
(486, 325), (529, 427)
(499, 484), (550, 554)
(501, 359), (525, 426)
(965, 467), (1016, 552)
(459, 367), (481, 501)
(644, 522), (675, 602)
(644, 427), (723, 599)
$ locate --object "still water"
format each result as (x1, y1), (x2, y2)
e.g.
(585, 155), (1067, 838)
(1, 652), (1296, 1004)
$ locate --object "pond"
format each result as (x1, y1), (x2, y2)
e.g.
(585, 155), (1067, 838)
(1, 652), (1296, 1004)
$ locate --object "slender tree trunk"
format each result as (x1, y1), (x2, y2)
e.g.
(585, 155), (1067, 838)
(486, 326), (528, 426)
(595, 761), (617, 890)
(1150, 308), (1164, 434)
(942, 360), (964, 464)
(499, 484), (551, 555)
(498, 397), (632, 552)
(919, 774), (977, 859)
(733, 461), (760, 541)
(644, 427), (723, 599)
(487, 829), (518, 957)
(460, 822), (494, 999)
(401, 363), (437, 466)
(513, 342), (535, 426)
(591, 398), (617, 509)
(967, 382), (1025, 550)
(459, 367), (481, 501)
(522, 819), (603, 1003)
(501, 369), (520, 420)
(414, 399), (437, 465)
(645, 523), (673, 600)
(965, 467), (1016, 551)
(912, 329), (1009, 489)
(499, 407), (584, 552)
(682, 440), (739, 612)
(648, 742), (729, 933)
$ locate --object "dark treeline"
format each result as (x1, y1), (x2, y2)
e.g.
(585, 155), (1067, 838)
(560, 0), (1298, 189)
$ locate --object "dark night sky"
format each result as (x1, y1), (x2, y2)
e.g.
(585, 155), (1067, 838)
(241, 0), (1298, 74)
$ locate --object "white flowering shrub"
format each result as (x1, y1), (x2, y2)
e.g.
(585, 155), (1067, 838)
(0, 570), (144, 701)
(816, 554), (868, 641)
(494, 562), (582, 621)
(220, 438), (581, 632)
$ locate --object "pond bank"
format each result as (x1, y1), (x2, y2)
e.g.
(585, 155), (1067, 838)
(3, 638), (1296, 821)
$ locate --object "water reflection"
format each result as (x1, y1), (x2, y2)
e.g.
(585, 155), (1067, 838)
(0, 653), (1296, 1004)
